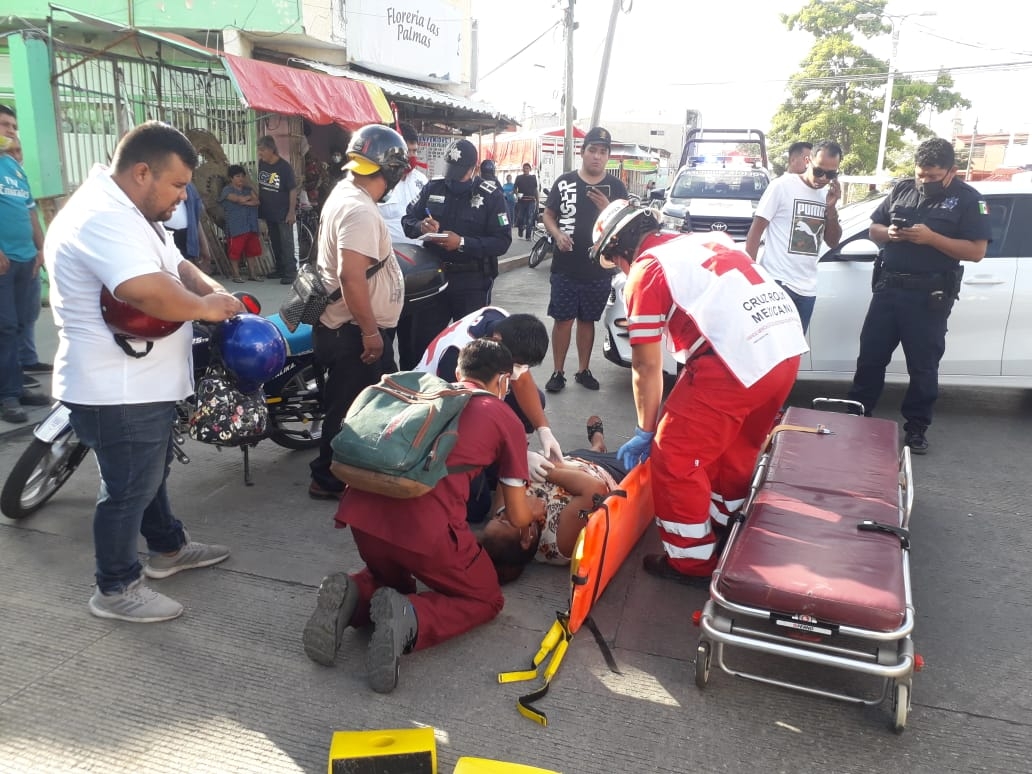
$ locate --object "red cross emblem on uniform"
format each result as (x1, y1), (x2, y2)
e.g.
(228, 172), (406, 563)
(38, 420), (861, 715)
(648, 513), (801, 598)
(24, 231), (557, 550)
(701, 246), (765, 285)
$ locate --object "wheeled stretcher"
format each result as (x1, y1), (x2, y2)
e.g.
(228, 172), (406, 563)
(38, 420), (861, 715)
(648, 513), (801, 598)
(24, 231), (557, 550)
(696, 400), (918, 732)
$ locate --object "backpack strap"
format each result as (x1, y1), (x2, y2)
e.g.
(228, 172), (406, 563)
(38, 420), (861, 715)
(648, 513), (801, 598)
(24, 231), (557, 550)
(326, 258), (388, 303)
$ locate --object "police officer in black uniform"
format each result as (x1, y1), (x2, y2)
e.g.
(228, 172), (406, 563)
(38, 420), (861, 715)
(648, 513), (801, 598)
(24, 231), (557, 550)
(402, 139), (512, 357)
(848, 138), (991, 454)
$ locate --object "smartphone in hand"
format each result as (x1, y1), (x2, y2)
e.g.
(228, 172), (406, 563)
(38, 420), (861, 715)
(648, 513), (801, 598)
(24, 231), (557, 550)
(891, 216), (911, 228)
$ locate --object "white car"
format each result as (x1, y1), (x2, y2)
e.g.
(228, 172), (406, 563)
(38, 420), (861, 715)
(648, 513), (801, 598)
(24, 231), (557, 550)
(602, 181), (1032, 388)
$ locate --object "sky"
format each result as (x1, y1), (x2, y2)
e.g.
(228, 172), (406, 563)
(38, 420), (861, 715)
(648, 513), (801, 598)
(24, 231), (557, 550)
(469, 0), (1032, 140)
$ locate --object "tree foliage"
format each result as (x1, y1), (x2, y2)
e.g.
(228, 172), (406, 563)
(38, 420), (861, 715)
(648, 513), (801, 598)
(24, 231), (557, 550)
(768, 0), (970, 175)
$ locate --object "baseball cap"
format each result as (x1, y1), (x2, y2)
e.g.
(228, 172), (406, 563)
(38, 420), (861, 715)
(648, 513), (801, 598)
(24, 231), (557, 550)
(480, 159), (496, 177)
(444, 138), (478, 180)
(583, 126), (612, 150)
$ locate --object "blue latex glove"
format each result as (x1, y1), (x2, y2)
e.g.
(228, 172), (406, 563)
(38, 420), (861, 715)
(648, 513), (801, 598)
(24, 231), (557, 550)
(617, 427), (655, 470)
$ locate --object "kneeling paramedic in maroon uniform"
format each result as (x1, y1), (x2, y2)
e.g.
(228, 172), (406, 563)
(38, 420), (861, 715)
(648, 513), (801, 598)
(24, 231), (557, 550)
(301, 338), (533, 693)
(592, 201), (808, 585)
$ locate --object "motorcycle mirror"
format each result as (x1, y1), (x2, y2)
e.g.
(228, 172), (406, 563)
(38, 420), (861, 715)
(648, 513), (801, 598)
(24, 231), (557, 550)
(233, 291), (262, 315)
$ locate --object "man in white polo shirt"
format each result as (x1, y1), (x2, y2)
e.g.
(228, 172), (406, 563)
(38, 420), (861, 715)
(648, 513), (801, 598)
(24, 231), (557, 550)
(45, 122), (244, 622)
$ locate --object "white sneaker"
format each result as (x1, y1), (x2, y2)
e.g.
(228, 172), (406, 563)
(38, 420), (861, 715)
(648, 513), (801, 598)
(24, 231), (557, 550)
(88, 579), (184, 623)
(144, 539), (230, 579)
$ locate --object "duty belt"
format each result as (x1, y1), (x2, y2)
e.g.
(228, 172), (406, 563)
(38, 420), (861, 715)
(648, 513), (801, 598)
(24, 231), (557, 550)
(877, 271), (949, 291)
(441, 260), (485, 274)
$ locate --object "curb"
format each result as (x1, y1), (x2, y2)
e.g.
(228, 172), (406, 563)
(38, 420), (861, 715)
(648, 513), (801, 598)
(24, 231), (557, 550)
(498, 252), (530, 274)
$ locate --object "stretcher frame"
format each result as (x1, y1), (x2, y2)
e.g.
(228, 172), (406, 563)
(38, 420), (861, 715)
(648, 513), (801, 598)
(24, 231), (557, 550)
(696, 400), (917, 733)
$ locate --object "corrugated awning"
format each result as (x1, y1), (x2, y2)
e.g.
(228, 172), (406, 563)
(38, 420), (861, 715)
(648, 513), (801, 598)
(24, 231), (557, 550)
(221, 53), (392, 129)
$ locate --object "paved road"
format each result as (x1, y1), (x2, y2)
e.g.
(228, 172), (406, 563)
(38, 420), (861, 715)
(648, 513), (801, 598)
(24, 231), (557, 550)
(2, 261), (1030, 773)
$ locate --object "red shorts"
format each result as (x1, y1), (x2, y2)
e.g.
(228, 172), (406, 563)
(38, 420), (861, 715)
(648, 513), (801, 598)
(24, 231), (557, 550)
(226, 232), (262, 261)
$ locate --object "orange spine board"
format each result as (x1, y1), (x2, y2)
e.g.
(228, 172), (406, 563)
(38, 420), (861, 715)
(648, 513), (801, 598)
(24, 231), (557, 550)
(567, 460), (654, 633)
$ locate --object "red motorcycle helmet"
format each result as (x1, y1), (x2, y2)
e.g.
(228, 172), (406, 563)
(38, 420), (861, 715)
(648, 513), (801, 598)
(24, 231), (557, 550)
(100, 286), (184, 356)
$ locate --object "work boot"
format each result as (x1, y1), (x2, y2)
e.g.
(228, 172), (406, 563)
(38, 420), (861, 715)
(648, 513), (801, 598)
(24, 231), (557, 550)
(366, 588), (418, 694)
(641, 553), (712, 589)
(303, 572), (360, 666)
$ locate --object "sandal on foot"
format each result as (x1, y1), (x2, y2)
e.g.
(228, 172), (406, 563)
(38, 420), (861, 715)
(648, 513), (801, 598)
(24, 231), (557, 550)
(586, 415), (604, 445)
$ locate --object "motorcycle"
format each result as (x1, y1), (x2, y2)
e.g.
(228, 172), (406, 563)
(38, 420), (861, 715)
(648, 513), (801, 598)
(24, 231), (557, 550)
(0, 301), (325, 521)
(528, 222), (553, 269)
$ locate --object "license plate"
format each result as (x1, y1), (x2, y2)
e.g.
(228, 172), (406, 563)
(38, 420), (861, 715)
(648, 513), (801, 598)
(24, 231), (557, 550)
(35, 404), (72, 442)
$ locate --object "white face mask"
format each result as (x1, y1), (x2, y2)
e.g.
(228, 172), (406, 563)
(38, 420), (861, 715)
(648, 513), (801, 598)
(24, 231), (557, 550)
(512, 363), (530, 380)
(496, 374), (511, 399)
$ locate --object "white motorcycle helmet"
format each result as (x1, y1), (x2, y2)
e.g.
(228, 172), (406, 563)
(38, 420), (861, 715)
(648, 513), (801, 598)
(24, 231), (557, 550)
(589, 199), (662, 269)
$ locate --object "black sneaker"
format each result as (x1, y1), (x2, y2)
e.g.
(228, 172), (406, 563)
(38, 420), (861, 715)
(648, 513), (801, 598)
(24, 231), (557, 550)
(22, 361), (53, 374)
(19, 391), (51, 407)
(545, 371), (566, 393)
(904, 429), (929, 455)
(367, 588), (418, 694)
(23, 374), (41, 389)
(574, 369), (600, 390)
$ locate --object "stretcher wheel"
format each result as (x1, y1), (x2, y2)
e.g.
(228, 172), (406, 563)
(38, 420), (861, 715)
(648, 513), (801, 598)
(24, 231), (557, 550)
(694, 641), (711, 689)
(891, 682), (909, 734)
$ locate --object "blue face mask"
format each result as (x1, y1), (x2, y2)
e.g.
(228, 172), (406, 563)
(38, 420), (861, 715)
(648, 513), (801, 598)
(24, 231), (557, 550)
(445, 178), (474, 194)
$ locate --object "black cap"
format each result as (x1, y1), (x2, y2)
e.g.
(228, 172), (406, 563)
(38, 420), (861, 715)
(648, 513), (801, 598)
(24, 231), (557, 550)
(480, 159), (496, 177)
(583, 126), (612, 150)
(444, 138), (478, 180)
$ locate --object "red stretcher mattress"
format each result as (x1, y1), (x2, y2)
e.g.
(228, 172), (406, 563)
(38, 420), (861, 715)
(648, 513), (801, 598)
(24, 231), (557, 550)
(715, 408), (907, 633)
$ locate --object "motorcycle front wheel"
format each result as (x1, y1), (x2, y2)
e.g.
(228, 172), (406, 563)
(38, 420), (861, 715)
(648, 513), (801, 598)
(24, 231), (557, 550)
(1, 436), (90, 520)
(528, 236), (553, 269)
(267, 366), (324, 451)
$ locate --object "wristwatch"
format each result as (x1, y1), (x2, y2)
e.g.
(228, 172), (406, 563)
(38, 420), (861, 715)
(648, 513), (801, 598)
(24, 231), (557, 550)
(457, 236), (465, 252)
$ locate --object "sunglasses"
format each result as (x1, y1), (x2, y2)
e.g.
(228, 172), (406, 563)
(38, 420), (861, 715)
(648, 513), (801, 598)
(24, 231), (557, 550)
(812, 167), (840, 180)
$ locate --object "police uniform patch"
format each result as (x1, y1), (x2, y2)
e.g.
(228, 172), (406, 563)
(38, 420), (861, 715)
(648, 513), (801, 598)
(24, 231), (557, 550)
(497, 212), (509, 226)
(978, 200), (989, 215)
(479, 179), (498, 194)
(471, 193), (484, 209)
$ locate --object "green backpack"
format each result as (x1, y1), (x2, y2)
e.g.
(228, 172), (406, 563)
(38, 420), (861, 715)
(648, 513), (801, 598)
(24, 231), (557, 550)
(330, 371), (491, 498)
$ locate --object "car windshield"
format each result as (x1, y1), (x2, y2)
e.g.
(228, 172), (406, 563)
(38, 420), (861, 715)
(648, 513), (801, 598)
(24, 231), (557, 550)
(670, 168), (769, 200)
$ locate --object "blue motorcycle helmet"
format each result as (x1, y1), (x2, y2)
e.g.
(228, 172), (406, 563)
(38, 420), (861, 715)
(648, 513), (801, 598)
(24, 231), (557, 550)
(216, 314), (287, 393)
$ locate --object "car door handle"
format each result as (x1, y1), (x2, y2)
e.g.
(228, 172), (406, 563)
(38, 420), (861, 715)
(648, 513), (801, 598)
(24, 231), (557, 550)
(962, 279), (1006, 285)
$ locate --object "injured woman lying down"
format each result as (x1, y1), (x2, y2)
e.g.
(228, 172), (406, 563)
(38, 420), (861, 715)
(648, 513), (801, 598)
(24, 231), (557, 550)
(479, 416), (626, 583)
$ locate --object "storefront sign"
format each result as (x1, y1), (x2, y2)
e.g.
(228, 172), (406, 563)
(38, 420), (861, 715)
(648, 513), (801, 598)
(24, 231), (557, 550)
(341, 0), (468, 85)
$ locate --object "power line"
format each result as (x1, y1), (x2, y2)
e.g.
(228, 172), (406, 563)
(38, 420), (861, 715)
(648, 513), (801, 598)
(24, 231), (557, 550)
(478, 21), (562, 81)
(667, 59), (1032, 88)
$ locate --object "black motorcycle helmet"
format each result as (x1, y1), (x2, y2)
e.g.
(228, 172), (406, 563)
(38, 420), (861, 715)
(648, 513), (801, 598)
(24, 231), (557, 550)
(344, 125), (409, 197)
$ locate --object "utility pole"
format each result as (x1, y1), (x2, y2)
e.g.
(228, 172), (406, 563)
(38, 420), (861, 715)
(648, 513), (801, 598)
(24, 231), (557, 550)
(966, 118), (978, 181)
(563, 0), (576, 172)
(590, 0), (622, 128)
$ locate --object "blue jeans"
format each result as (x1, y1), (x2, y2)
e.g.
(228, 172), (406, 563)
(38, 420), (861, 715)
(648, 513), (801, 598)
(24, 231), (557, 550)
(19, 271), (41, 366)
(0, 259), (37, 401)
(516, 200), (537, 236)
(266, 220), (296, 277)
(775, 281), (815, 334)
(66, 402), (187, 593)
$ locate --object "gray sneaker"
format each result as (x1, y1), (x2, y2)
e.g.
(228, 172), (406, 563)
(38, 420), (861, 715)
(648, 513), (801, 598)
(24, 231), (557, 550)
(144, 538), (230, 579)
(89, 579), (184, 623)
(303, 572), (360, 666)
(366, 587), (419, 694)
